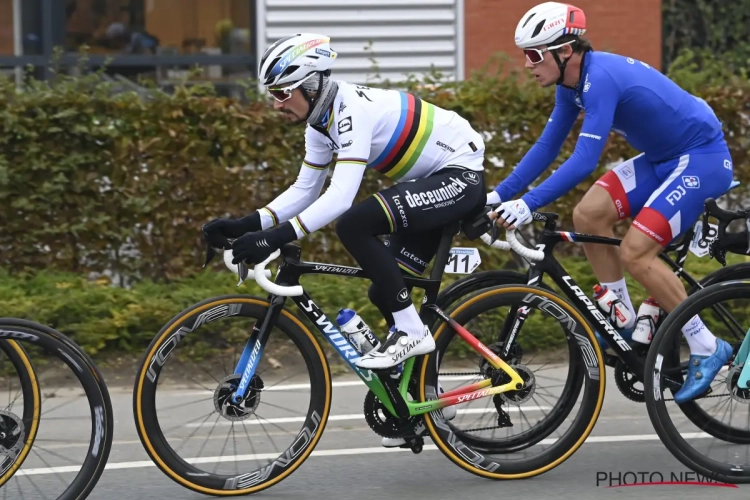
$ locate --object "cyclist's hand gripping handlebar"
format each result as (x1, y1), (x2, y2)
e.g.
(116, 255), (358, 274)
(203, 239), (302, 295)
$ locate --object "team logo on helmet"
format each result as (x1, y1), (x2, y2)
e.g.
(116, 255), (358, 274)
(271, 38), (329, 78)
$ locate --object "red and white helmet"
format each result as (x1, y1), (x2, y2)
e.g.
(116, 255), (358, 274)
(514, 2), (586, 48)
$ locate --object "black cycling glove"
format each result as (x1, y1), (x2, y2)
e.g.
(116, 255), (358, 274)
(202, 212), (262, 250)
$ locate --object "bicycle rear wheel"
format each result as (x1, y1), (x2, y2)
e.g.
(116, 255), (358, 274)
(420, 284), (605, 479)
(0, 318), (114, 500)
(645, 280), (750, 484)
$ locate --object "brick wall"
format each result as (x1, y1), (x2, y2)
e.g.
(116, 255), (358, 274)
(464, 0), (662, 76)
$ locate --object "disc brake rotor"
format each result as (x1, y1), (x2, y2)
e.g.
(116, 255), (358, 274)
(214, 374), (264, 421)
(0, 411), (24, 476)
(727, 365), (750, 404)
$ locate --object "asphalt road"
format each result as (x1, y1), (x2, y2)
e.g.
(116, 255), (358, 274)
(4, 363), (750, 500)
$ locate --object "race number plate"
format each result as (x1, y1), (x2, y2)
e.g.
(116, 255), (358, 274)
(689, 220), (719, 258)
(445, 247), (481, 274)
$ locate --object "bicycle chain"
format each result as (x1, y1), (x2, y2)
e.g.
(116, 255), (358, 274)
(462, 425), (504, 432)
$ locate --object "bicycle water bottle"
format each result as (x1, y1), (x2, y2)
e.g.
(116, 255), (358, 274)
(632, 298), (660, 344)
(592, 284), (633, 329)
(336, 308), (380, 355)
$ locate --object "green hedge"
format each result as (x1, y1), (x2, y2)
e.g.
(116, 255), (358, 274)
(1, 51), (749, 364)
(663, 0), (750, 74)
(1, 251), (743, 360)
(1, 52), (750, 285)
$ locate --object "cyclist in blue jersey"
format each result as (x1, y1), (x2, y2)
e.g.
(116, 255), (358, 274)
(488, 2), (734, 404)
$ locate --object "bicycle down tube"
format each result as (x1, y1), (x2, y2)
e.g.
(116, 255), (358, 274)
(498, 223), (710, 389)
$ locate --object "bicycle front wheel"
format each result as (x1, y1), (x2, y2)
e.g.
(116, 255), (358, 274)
(133, 295), (331, 496)
(645, 280), (750, 484)
(420, 284), (605, 479)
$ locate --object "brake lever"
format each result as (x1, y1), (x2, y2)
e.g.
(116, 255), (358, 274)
(489, 217), (500, 245)
(203, 242), (216, 268)
(234, 258), (250, 286)
(701, 210), (710, 240)
(709, 240), (727, 267)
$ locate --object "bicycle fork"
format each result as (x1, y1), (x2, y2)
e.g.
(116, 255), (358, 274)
(231, 295), (286, 404)
(735, 328), (750, 389)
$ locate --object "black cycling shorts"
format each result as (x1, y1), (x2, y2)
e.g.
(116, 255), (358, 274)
(375, 167), (486, 276)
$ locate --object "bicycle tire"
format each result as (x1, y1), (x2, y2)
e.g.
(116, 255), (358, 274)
(672, 262), (750, 443)
(420, 284), (605, 479)
(430, 270), (553, 329)
(133, 295), (331, 496)
(0, 339), (39, 488)
(0, 318), (114, 500)
(430, 269), (585, 453)
(645, 279), (750, 484)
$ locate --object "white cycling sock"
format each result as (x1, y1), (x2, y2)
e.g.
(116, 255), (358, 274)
(392, 305), (426, 340)
(681, 314), (718, 356)
(601, 278), (636, 329)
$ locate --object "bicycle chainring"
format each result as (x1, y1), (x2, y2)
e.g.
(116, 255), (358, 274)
(214, 373), (264, 421)
(727, 365), (750, 404)
(614, 358), (645, 403)
(0, 410), (24, 476)
(363, 389), (422, 439)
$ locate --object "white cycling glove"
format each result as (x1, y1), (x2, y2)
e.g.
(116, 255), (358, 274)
(495, 199), (532, 228)
(486, 191), (501, 205)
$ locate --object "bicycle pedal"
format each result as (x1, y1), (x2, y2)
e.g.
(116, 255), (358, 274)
(403, 436), (424, 454)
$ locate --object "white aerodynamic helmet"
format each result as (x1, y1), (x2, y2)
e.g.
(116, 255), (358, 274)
(258, 33), (338, 87)
(514, 2), (587, 48)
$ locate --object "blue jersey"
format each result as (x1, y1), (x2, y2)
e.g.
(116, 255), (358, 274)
(494, 51), (727, 212)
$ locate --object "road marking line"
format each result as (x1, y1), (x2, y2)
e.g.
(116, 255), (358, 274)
(184, 406), (552, 427)
(13, 432), (717, 477)
(175, 375), (485, 396)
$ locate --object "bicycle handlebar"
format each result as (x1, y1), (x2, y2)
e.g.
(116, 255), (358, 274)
(221, 248), (304, 296)
(479, 205), (552, 260)
(703, 198), (749, 225)
(253, 250), (304, 296)
(479, 233), (511, 250)
(506, 229), (545, 261)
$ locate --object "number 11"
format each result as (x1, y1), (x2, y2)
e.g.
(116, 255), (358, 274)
(448, 254), (470, 273)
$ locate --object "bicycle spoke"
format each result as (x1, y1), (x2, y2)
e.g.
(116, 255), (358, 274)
(213, 424), (233, 474)
(251, 414), (282, 459)
(157, 395), (216, 413)
(195, 413), (223, 459)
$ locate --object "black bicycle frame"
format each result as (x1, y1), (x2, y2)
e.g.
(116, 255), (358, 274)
(230, 220), (467, 417)
(501, 214), (704, 390)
